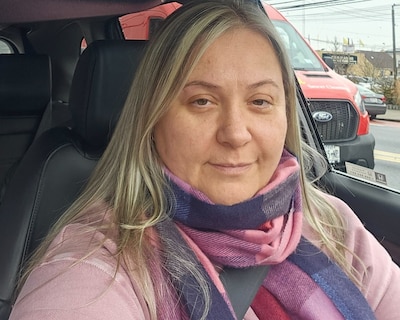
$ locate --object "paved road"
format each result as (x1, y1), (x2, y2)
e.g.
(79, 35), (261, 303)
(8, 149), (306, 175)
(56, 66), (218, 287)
(370, 118), (400, 191)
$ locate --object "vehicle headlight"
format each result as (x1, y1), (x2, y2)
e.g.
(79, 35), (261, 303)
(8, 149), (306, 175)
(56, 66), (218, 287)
(354, 90), (366, 114)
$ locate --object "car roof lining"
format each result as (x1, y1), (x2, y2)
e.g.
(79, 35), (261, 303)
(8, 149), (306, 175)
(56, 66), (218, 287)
(0, 0), (163, 24)
(0, 0), (264, 25)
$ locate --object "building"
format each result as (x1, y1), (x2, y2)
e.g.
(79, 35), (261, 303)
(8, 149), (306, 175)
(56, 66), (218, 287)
(317, 50), (394, 79)
(352, 50), (393, 78)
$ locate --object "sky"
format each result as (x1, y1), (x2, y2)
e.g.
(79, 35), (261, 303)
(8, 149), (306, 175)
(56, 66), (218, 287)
(267, 0), (398, 52)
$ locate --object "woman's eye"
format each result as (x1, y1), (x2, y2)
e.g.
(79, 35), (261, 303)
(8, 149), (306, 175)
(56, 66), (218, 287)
(252, 99), (271, 108)
(192, 98), (211, 107)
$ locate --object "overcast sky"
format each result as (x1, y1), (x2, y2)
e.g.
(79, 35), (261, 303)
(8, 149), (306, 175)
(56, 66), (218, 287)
(267, 0), (398, 52)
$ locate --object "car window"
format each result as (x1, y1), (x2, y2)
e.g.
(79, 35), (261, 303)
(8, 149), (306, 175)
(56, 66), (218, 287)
(266, 8), (400, 194)
(118, 4), (400, 194)
(0, 39), (14, 53)
(81, 38), (87, 53)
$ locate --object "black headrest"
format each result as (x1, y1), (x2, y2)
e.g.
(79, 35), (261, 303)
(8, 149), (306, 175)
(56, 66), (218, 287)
(69, 40), (147, 149)
(0, 54), (51, 115)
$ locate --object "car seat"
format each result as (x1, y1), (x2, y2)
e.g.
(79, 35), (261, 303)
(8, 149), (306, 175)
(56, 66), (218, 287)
(0, 54), (51, 202)
(0, 40), (147, 320)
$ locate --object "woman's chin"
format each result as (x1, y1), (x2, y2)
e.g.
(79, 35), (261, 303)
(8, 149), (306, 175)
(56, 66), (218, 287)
(206, 189), (257, 206)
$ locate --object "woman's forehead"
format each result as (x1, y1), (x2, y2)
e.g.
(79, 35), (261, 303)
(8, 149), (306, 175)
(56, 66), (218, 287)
(186, 28), (283, 86)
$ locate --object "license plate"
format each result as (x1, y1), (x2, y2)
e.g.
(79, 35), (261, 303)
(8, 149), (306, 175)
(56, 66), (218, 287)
(324, 145), (340, 163)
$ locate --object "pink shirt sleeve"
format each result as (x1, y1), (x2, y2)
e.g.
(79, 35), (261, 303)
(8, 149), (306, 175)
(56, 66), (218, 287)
(9, 225), (150, 320)
(304, 192), (400, 319)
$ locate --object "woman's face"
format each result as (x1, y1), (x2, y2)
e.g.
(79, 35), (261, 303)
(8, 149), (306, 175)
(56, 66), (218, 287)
(154, 28), (287, 205)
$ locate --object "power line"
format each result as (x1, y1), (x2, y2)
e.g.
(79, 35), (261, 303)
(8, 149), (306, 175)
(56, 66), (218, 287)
(266, 0), (396, 50)
(267, 0), (373, 11)
(281, 5), (393, 23)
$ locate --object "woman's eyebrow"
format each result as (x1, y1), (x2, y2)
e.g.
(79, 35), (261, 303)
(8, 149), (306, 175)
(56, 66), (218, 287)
(184, 80), (219, 89)
(248, 79), (281, 90)
(184, 79), (281, 90)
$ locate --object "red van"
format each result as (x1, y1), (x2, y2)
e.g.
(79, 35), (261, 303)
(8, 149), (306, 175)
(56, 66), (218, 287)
(120, 2), (375, 170)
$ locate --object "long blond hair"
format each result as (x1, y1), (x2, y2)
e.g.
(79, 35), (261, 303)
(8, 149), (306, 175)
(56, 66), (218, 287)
(23, 1), (358, 319)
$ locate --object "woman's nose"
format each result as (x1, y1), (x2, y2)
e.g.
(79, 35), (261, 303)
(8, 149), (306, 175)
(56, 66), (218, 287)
(216, 106), (252, 148)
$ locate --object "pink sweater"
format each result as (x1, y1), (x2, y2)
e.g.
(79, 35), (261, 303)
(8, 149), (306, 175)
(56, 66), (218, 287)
(10, 195), (400, 319)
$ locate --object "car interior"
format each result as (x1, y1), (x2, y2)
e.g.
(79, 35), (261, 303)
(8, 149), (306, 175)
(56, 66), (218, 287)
(0, 54), (51, 198)
(0, 0), (399, 319)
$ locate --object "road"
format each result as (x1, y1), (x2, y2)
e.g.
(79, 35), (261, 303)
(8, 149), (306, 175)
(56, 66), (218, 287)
(369, 118), (400, 191)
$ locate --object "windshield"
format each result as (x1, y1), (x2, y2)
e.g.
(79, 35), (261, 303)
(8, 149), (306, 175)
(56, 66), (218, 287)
(271, 20), (325, 72)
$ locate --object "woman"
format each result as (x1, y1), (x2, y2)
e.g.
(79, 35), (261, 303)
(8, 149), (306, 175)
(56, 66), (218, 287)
(10, 0), (399, 319)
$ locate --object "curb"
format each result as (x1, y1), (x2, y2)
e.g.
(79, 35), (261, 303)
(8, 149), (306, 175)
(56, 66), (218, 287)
(387, 104), (400, 110)
(376, 107), (400, 122)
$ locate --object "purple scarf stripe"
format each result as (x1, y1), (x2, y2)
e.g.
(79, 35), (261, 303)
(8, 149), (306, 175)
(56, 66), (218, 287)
(169, 170), (299, 230)
(155, 220), (235, 320)
(288, 238), (375, 320)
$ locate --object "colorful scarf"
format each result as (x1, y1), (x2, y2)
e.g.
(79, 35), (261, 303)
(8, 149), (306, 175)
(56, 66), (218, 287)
(155, 149), (375, 319)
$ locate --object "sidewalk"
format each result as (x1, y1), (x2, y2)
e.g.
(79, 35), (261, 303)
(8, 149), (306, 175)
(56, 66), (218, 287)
(376, 106), (400, 122)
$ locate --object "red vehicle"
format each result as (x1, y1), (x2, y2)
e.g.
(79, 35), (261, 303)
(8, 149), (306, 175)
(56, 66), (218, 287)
(120, 2), (375, 170)
(120, 2), (181, 39)
(265, 4), (374, 170)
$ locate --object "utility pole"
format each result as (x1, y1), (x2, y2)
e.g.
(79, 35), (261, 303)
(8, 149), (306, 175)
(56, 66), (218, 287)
(393, 4), (398, 80)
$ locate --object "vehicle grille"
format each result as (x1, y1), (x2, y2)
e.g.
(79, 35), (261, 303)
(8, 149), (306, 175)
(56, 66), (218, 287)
(308, 100), (358, 142)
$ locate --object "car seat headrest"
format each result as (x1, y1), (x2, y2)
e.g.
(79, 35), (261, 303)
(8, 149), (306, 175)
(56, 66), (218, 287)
(69, 40), (147, 150)
(0, 54), (51, 115)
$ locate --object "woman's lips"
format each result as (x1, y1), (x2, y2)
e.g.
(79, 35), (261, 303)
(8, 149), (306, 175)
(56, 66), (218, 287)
(210, 162), (252, 175)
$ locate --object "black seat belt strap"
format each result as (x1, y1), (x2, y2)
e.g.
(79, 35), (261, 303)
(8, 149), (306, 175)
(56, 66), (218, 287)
(220, 265), (270, 320)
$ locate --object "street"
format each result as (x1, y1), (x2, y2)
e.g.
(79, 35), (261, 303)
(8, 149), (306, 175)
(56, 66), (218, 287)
(369, 118), (400, 191)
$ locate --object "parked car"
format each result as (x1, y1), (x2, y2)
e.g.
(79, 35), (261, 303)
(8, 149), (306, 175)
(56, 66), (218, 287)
(347, 75), (373, 89)
(120, 2), (375, 171)
(357, 84), (387, 119)
(0, 0), (399, 319)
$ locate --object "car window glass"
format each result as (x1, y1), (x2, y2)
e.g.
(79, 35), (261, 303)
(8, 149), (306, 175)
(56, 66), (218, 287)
(80, 38), (87, 53)
(312, 43), (398, 192)
(269, 12), (400, 193)
(0, 39), (14, 53)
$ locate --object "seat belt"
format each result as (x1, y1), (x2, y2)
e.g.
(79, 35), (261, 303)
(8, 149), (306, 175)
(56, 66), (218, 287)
(220, 265), (270, 320)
